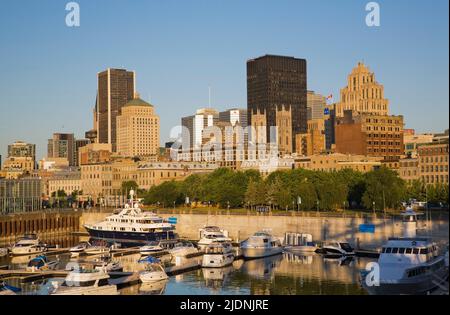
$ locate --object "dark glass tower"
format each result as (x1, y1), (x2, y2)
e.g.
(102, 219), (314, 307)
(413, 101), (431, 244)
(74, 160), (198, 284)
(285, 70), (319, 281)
(97, 68), (135, 152)
(247, 55), (307, 152)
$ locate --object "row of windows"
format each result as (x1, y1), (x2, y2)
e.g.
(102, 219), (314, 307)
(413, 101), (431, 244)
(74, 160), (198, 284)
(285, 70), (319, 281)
(420, 156), (448, 163)
(421, 165), (448, 173)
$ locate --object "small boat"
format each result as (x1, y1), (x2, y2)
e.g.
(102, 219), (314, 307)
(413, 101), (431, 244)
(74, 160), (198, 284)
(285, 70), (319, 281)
(322, 240), (355, 256)
(202, 241), (235, 268)
(69, 242), (91, 253)
(240, 230), (283, 259)
(0, 281), (21, 295)
(140, 242), (164, 255)
(168, 241), (198, 257)
(283, 233), (317, 253)
(139, 280), (168, 295)
(198, 226), (231, 251)
(26, 255), (59, 271)
(65, 259), (123, 273)
(50, 266), (118, 295)
(138, 256), (168, 283)
(10, 234), (46, 256)
(0, 248), (8, 257)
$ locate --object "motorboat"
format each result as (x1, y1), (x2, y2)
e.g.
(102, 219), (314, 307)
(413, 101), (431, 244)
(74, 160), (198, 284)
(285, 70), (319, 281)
(168, 241), (199, 257)
(50, 266), (118, 295)
(26, 255), (59, 271)
(0, 281), (21, 295)
(138, 256), (168, 283)
(202, 241), (235, 268)
(83, 190), (177, 245)
(65, 259), (123, 273)
(322, 240), (355, 256)
(240, 230), (283, 259)
(140, 242), (164, 255)
(283, 232), (318, 253)
(0, 248), (8, 257)
(10, 234), (46, 256)
(362, 208), (448, 295)
(69, 242), (91, 253)
(197, 226), (231, 250)
(84, 241), (111, 255)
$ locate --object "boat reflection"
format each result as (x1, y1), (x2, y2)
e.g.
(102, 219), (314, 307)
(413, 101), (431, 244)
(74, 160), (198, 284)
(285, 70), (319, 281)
(139, 279), (168, 295)
(202, 265), (234, 288)
(240, 255), (283, 280)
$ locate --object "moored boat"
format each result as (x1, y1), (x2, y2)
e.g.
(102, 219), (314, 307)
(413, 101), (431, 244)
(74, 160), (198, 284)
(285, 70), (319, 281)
(138, 256), (168, 283)
(240, 230), (283, 259)
(322, 240), (355, 256)
(26, 255), (59, 271)
(197, 226), (231, 251)
(202, 241), (235, 268)
(10, 234), (46, 256)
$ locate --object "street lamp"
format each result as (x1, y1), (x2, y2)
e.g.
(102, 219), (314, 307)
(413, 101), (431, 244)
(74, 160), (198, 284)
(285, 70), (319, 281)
(316, 200), (319, 213)
(372, 201), (376, 215)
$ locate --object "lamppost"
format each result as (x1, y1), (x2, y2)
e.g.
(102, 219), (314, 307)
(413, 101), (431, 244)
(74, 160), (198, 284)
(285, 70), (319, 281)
(372, 201), (376, 215)
(316, 200), (319, 213)
(227, 201), (230, 211)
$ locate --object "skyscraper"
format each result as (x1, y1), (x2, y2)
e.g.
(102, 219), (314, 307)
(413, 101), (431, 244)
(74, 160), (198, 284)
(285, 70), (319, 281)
(335, 62), (389, 117)
(247, 55), (307, 154)
(219, 109), (248, 128)
(47, 133), (76, 166)
(97, 68), (135, 152)
(116, 95), (160, 157)
(307, 91), (326, 120)
(181, 108), (219, 150)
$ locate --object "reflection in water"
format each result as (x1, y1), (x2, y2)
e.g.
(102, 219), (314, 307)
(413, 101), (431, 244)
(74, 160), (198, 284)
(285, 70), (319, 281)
(1, 234), (372, 295)
(139, 280), (168, 295)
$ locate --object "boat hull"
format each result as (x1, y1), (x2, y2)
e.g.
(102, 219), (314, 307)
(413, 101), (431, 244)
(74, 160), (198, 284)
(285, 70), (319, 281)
(84, 226), (176, 245)
(139, 271), (168, 283)
(202, 253), (235, 268)
(362, 266), (449, 295)
(241, 247), (283, 259)
(284, 246), (317, 253)
(11, 247), (45, 256)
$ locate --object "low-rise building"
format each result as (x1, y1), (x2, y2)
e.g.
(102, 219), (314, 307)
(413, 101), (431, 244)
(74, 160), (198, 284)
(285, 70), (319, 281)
(47, 172), (81, 197)
(0, 177), (42, 214)
(294, 153), (383, 173)
(399, 158), (420, 183)
(417, 141), (449, 185)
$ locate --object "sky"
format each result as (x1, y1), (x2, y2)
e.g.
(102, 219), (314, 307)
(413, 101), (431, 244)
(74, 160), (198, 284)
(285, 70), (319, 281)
(0, 0), (448, 160)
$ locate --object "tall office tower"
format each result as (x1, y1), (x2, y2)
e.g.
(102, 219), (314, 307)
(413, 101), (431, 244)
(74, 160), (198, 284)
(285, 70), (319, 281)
(219, 109), (248, 127)
(335, 62), (389, 117)
(47, 133), (76, 166)
(307, 91), (326, 120)
(97, 68), (135, 152)
(181, 108), (219, 149)
(247, 55), (307, 155)
(116, 95), (160, 157)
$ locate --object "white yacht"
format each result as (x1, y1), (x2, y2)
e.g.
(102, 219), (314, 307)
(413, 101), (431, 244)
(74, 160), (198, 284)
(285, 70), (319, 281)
(202, 241), (235, 268)
(168, 241), (199, 257)
(83, 190), (177, 245)
(283, 233), (318, 253)
(10, 234), (46, 256)
(197, 226), (231, 251)
(138, 256), (168, 283)
(50, 266), (118, 295)
(322, 240), (355, 256)
(362, 208), (448, 295)
(240, 231), (283, 259)
(69, 242), (91, 253)
(140, 242), (164, 255)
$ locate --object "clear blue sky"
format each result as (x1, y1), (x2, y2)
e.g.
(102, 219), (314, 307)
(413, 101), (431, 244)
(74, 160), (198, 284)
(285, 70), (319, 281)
(0, 0), (448, 160)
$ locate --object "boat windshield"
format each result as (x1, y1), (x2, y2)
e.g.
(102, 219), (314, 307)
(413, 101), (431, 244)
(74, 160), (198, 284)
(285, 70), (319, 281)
(28, 259), (44, 267)
(145, 264), (164, 272)
(339, 243), (353, 252)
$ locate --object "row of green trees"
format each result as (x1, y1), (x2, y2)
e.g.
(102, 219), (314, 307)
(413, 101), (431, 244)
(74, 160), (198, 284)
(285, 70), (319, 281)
(136, 167), (448, 211)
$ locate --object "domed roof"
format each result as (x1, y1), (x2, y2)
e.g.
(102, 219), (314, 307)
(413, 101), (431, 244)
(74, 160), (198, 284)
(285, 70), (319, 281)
(124, 97), (153, 107)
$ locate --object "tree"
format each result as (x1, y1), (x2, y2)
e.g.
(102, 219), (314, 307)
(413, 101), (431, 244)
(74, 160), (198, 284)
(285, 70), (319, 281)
(121, 180), (139, 197)
(405, 179), (427, 202)
(362, 167), (406, 210)
(144, 181), (182, 207)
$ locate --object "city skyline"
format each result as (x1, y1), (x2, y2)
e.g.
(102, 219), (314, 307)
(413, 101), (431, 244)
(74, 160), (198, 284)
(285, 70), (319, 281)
(0, 0), (449, 160)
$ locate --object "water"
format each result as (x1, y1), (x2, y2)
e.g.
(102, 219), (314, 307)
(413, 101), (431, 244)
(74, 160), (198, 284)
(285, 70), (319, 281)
(1, 242), (372, 295)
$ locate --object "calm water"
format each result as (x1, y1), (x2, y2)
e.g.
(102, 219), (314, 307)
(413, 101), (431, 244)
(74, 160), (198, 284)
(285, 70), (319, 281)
(1, 235), (372, 295)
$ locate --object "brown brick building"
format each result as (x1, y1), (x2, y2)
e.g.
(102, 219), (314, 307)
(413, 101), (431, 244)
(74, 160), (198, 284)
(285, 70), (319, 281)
(335, 110), (404, 164)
